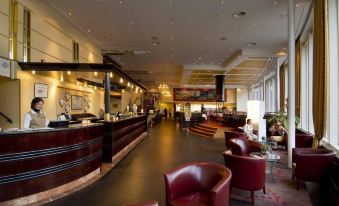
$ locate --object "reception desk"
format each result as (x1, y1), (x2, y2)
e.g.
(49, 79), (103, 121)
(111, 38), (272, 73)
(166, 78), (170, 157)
(102, 115), (147, 162)
(0, 124), (103, 202)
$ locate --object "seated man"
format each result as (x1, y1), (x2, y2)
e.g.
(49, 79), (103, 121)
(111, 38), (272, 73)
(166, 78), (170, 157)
(243, 119), (258, 141)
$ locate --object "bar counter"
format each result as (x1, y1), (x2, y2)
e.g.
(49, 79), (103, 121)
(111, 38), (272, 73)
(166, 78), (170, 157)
(102, 115), (147, 162)
(0, 123), (104, 202)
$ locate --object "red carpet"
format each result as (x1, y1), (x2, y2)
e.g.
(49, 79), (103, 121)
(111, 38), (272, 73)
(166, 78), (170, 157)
(230, 150), (311, 205)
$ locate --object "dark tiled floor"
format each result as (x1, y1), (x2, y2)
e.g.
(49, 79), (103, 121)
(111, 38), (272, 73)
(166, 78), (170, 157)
(45, 119), (321, 206)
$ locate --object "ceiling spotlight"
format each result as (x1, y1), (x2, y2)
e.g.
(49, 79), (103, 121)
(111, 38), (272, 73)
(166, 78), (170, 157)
(296, 2), (300, 7)
(152, 41), (160, 46)
(110, 72), (113, 78)
(87, 29), (91, 33)
(94, 71), (98, 76)
(68, 12), (72, 16)
(67, 71), (71, 75)
(247, 42), (257, 47)
(170, 36), (174, 40)
(32, 70), (35, 74)
(273, 0), (277, 5)
(233, 10), (247, 18)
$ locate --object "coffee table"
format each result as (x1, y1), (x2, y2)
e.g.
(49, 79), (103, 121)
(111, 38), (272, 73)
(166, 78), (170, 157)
(249, 152), (280, 183)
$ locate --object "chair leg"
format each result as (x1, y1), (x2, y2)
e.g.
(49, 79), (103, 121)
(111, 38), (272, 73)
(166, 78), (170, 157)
(292, 172), (295, 181)
(251, 191), (255, 205)
(263, 186), (266, 194)
(296, 179), (299, 190)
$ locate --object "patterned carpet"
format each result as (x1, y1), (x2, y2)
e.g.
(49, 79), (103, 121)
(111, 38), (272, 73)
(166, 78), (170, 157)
(230, 150), (312, 206)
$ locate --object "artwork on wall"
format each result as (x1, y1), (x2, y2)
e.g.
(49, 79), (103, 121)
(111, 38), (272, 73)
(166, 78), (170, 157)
(173, 88), (216, 102)
(34, 83), (48, 98)
(71, 95), (83, 110)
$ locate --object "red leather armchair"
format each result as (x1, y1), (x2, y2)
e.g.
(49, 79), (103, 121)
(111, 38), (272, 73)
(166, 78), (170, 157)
(224, 131), (247, 148)
(228, 138), (262, 156)
(125, 201), (158, 206)
(223, 151), (266, 204)
(164, 162), (232, 206)
(292, 148), (336, 190)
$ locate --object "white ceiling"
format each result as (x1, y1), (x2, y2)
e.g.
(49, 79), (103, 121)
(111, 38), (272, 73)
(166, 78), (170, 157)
(45, 0), (311, 90)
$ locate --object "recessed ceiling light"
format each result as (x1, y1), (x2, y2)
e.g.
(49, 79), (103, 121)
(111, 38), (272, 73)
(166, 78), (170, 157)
(87, 29), (91, 32)
(198, 57), (202, 60)
(247, 42), (256, 46)
(119, 1), (122, 4)
(136, 36), (140, 40)
(220, 37), (227, 40)
(170, 36), (174, 40)
(273, 0), (277, 5)
(233, 10), (247, 18)
(129, 22), (133, 25)
(151, 36), (158, 40)
(221, 0), (224, 5)
(68, 12), (72, 16)
(152, 41), (160, 46)
(295, 3), (300, 7)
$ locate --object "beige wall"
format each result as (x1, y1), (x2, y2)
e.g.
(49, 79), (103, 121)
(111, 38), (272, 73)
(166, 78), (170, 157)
(226, 89), (236, 104)
(17, 70), (105, 128)
(0, 78), (20, 129)
(0, 0), (9, 58)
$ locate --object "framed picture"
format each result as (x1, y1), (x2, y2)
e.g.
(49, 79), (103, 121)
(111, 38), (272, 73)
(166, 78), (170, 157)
(34, 83), (48, 98)
(71, 95), (83, 110)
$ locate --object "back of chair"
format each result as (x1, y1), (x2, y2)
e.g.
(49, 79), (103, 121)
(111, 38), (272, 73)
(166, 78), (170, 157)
(293, 148), (336, 181)
(228, 138), (262, 156)
(223, 151), (266, 191)
(224, 131), (247, 148)
(164, 162), (231, 205)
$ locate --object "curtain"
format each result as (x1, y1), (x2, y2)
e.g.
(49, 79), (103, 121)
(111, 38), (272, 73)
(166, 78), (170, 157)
(279, 63), (285, 111)
(295, 37), (301, 118)
(312, 0), (328, 147)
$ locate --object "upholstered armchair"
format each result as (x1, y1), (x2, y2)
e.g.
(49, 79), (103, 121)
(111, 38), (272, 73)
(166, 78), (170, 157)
(292, 148), (336, 190)
(164, 162), (232, 206)
(125, 201), (158, 206)
(228, 138), (262, 156)
(223, 151), (266, 204)
(224, 131), (247, 148)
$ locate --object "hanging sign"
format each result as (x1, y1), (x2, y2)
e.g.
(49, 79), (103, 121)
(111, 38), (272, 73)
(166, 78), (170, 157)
(0, 58), (11, 78)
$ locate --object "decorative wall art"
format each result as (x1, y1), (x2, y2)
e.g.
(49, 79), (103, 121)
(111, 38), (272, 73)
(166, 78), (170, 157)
(173, 88), (216, 102)
(34, 83), (48, 98)
(71, 95), (84, 110)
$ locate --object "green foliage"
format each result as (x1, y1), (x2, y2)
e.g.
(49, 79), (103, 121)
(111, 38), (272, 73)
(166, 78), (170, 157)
(261, 143), (271, 153)
(267, 104), (300, 129)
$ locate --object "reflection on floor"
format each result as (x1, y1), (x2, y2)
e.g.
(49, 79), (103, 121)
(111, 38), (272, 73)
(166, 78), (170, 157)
(44, 119), (320, 206)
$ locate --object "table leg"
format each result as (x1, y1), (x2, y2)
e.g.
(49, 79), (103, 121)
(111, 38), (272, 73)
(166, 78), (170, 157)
(271, 161), (276, 183)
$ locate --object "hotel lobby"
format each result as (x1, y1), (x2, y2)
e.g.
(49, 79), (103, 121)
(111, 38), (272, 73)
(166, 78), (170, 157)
(0, 0), (338, 205)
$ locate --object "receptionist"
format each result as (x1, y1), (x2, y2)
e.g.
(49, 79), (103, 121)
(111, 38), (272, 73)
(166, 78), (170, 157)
(23, 97), (49, 129)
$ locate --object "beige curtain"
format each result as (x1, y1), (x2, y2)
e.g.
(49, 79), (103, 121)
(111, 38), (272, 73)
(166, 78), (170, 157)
(279, 63), (285, 111)
(312, 0), (328, 148)
(295, 37), (301, 118)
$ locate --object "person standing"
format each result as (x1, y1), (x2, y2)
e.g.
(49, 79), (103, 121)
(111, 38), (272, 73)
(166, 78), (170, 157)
(164, 108), (168, 119)
(168, 108), (172, 118)
(23, 97), (49, 129)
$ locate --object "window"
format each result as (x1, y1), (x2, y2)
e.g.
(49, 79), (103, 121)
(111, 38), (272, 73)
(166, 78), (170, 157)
(326, 0), (339, 146)
(265, 77), (276, 112)
(73, 41), (79, 63)
(300, 32), (314, 134)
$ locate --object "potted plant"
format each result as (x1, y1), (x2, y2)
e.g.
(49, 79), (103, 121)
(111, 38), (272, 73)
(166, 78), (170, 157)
(261, 143), (272, 155)
(267, 104), (300, 129)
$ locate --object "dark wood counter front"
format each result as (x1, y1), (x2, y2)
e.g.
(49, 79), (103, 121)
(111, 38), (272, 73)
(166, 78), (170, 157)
(102, 116), (147, 162)
(0, 124), (103, 202)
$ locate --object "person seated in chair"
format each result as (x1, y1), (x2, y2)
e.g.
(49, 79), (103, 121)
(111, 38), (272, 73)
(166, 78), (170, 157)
(269, 121), (288, 149)
(243, 119), (258, 141)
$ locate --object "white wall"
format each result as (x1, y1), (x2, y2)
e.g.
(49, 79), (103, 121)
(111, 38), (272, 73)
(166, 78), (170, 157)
(236, 88), (248, 112)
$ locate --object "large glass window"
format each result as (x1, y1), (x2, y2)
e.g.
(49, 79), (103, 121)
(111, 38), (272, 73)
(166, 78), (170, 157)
(300, 32), (314, 133)
(326, 0), (339, 146)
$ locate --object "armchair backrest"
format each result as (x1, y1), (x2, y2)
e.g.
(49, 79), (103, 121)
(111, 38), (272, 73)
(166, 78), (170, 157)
(164, 162), (231, 202)
(293, 148), (336, 181)
(224, 131), (247, 148)
(223, 151), (266, 191)
(228, 138), (262, 156)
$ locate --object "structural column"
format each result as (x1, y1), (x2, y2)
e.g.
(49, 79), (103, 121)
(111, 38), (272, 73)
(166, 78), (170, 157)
(287, 0), (296, 168)
(104, 72), (111, 120)
(276, 58), (280, 112)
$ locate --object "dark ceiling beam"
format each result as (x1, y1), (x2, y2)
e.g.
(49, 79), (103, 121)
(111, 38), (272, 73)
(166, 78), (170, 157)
(18, 61), (148, 91)
(103, 55), (148, 91)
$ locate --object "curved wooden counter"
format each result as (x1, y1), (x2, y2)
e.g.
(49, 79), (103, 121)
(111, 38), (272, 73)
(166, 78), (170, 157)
(0, 124), (103, 202)
(102, 116), (147, 162)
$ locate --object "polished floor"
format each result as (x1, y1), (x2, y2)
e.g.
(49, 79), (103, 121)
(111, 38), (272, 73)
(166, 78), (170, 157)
(45, 119), (320, 206)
